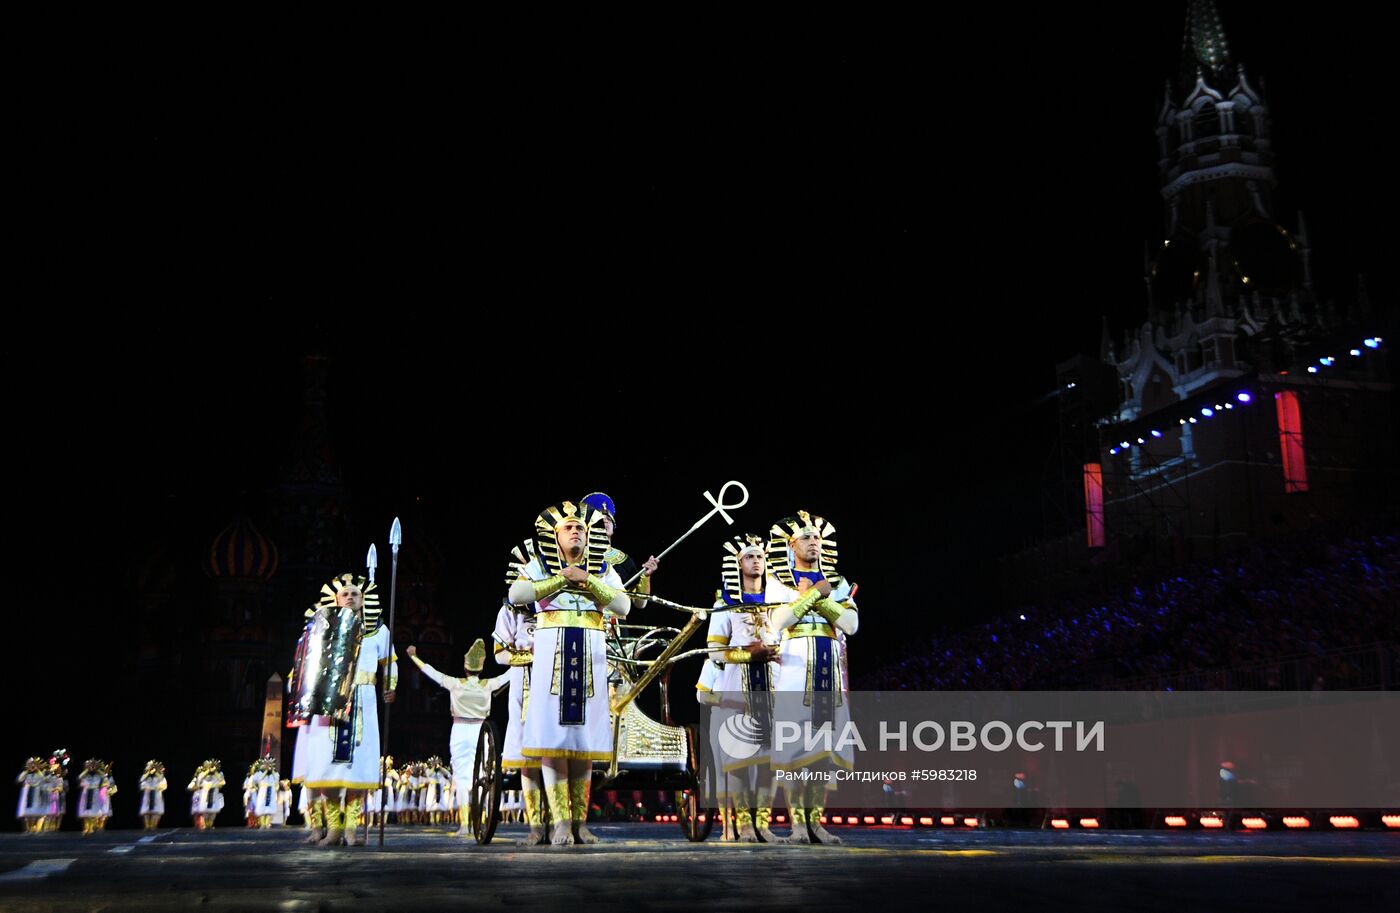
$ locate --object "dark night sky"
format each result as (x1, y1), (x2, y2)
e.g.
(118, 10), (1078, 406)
(5, 5), (1390, 762)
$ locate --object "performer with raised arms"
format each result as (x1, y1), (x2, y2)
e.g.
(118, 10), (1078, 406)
(408, 638), (510, 836)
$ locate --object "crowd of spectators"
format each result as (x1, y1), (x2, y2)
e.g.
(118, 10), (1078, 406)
(861, 524), (1400, 691)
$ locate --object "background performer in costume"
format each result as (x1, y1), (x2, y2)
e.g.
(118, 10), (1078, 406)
(407, 639), (509, 837)
(188, 759), (225, 830)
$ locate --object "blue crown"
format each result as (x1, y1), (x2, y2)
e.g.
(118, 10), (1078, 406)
(580, 492), (616, 523)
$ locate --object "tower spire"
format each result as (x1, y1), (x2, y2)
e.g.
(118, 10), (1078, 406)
(1180, 0), (1234, 91)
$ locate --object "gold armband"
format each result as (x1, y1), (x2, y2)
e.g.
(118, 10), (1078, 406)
(722, 647), (755, 664)
(786, 585), (823, 621)
(583, 574), (620, 607)
(508, 651), (535, 667)
(812, 597), (847, 625)
(528, 575), (567, 601)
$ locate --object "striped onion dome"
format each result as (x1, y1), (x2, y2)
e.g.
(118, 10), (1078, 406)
(207, 514), (279, 580)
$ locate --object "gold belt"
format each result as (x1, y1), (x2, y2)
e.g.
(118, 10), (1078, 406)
(353, 672), (378, 685)
(782, 623), (836, 641)
(536, 610), (605, 631)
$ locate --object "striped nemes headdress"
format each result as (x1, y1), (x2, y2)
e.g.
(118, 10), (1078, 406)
(767, 510), (841, 590)
(533, 501), (610, 576)
(317, 573), (382, 635)
(720, 533), (767, 605)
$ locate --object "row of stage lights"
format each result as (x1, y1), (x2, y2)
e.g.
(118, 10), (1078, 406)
(1109, 390), (1253, 455)
(1164, 814), (1400, 831)
(1108, 335), (1384, 456)
(1306, 336), (1383, 374)
(681, 813), (987, 827)
(663, 813), (1400, 830)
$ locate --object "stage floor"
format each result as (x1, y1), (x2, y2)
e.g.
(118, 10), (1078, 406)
(2, 824), (1397, 912)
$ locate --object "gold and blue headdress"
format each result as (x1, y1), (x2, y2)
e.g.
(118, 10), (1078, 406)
(532, 501), (610, 576)
(767, 510), (841, 590)
(720, 533), (767, 605)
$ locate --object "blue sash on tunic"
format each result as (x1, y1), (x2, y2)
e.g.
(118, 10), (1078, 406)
(810, 635), (836, 726)
(560, 627), (586, 725)
(334, 694), (358, 762)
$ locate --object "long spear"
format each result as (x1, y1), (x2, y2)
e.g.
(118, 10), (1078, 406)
(364, 543), (378, 847)
(377, 518), (402, 848)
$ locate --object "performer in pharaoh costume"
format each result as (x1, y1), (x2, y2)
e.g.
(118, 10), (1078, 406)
(247, 757), (279, 828)
(708, 533), (784, 843)
(421, 755), (448, 826)
(77, 759), (117, 834)
(495, 545), (544, 844)
(45, 749), (70, 832)
(187, 759), (225, 830)
(288, 573), (398, 847)
(276, 779), (292, 826)
(366, 756), (391, 828)
(242, 763), (258, 827)
(508, 501), (631, 845)
(413, 761), (432, 823)
(408, 638), (509, 836)
(137, 760), (167, 830)
(444, 760), (459, 828)
(766, 511), (858, 845)
(438, 758), (456, 827)
(15, 757), (48, 833)
(395, 760), (417, 825)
